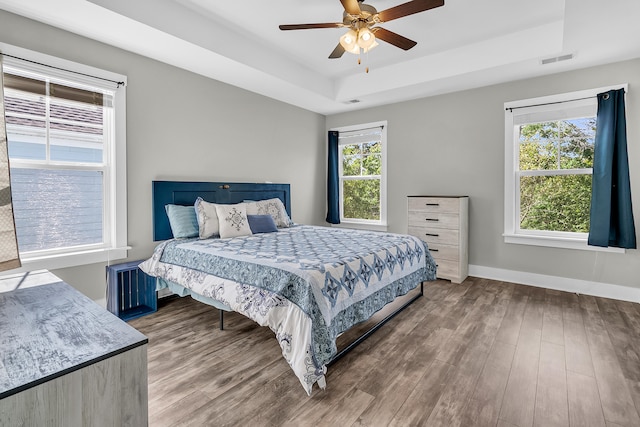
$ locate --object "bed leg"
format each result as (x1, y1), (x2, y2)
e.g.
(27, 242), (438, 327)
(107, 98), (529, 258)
(219, 309), (224, 331)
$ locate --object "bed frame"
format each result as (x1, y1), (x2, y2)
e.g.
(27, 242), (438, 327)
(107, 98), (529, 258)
(151, 180), (423, 366)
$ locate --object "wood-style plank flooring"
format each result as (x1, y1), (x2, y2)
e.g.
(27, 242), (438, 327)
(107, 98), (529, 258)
(129, 278), (640, 427)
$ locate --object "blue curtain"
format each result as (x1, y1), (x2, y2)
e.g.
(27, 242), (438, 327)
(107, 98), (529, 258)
(326, 130), (340, 224)
(588, 88), (636, 249)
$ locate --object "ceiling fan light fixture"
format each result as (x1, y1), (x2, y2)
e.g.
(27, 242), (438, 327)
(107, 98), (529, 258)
(357, 28), (376, 50)
(339, 29), (360, 54)
(363, 39), (379, 53)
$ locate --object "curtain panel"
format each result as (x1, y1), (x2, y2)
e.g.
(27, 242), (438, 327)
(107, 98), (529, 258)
(326, 130), (340, 224)
(588, 88), (636, 249)
(0, 57), (22, 271)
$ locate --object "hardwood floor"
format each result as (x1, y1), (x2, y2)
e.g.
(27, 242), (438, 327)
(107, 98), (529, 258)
(129, 278), (640, 427)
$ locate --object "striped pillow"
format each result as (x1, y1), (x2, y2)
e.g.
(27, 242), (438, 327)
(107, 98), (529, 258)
(165, 204), (198, 238)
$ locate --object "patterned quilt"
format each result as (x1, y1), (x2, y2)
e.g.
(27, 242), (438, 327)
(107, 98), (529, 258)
(139, 225), (436, 394)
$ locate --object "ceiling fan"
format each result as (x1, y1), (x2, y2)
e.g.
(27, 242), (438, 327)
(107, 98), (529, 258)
(279, 0), (444, 59)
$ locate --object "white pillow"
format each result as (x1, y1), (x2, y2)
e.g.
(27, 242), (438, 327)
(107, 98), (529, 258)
(245, 198), (292, 228)
(215, 203), (253, 239)
(194, 197), (220, 239)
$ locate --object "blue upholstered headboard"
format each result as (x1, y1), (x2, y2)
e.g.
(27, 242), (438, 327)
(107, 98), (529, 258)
(152, 181), (291, 241)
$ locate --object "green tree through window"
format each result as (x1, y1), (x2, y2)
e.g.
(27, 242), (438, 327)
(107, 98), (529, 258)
(518, 118), (595, 233)
(335, 122), (386, 225)
(341, 140), (381, 220)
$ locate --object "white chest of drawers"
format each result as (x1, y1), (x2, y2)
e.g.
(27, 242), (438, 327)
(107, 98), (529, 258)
(407, 196), (469, 284)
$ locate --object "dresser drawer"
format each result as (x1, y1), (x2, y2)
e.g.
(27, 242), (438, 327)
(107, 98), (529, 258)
(408, 227), (459, 246)
(408, 197), (460, 214)
(433, 258), (459, 279)
(426, 243), (459, 261)
(408, 211), (459, 229)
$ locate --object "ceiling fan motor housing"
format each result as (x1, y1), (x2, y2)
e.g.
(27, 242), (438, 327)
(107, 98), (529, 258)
(343, 3), (379, 28)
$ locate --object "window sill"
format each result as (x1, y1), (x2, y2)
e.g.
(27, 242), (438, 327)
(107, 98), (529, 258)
(331, 221), (389, 232)
(503, 233), (625, 253)
(0, 247), (130, 275)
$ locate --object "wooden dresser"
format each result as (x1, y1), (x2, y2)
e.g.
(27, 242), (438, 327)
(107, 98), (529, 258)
(0, 275), (148, 426)
(408, 196), (469, 284)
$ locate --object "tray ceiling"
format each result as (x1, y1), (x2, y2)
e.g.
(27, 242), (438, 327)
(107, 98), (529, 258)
(1, 0), (639, 114)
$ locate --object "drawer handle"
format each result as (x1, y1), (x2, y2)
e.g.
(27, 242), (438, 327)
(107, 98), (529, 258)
(426, 203), (440, 206)
(429, 248), (439, 252)
(425, 218), (439, 222)
(425, 233), (439, 237)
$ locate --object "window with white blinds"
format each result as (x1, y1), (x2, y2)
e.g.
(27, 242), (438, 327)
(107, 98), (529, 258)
(0, 46), (128, 270)
(335, 121), (387, 228)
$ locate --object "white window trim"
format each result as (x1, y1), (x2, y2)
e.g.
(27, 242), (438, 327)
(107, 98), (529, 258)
(504, 84), (627, 253)
(330, 120), (388, 231)
(0, 43), (129, 273)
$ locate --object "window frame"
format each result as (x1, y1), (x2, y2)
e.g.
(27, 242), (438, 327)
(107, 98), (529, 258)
(0, 43), (128, 272)
(504, 85), (626, 252)
(331, 121), (388, 231)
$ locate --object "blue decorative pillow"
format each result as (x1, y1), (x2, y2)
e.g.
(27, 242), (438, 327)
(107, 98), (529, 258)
(165, 204), (199, 238)
(247, 214), (278, 234)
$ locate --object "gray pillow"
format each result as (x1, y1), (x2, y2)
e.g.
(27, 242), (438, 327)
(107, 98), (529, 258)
(194, 197), (220, 239)
(245, 198), (292, 228)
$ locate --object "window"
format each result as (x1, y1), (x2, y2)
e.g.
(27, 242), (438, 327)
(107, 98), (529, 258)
(504, 85), (625, 251)
(1, 46), (128, 270)
(334, 121), (387, 229)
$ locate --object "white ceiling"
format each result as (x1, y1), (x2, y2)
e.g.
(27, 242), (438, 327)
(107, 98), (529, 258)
(1, 0), (639, 115)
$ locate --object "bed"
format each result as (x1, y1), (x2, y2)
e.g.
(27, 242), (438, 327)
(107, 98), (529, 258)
(140, 181), (437, 395)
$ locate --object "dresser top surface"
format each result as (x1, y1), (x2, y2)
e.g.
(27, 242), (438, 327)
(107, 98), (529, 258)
(0, 280), (148, 398)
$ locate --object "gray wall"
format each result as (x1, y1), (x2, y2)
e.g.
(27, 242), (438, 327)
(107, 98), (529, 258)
(327, 59), (640, 291)
(0, 10), (326, 301)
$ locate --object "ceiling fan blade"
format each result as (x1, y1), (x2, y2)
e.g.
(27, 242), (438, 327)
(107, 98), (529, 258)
(377, 0), (444, 23)
(372, 27), (417, 50)
(340, 0), (362, 15)
(329, 44), (346, 59)
(279, 23), (345, 30)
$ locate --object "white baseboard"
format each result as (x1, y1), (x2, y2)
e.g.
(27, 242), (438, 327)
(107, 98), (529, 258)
(94, 297), (107, 308)
(469, 264), (640, 303)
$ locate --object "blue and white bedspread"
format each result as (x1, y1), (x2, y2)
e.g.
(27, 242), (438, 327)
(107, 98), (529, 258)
(139, 225), (436, 394)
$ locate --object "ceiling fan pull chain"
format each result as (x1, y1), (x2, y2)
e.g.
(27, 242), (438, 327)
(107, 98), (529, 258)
(366, 49), (370, 73)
